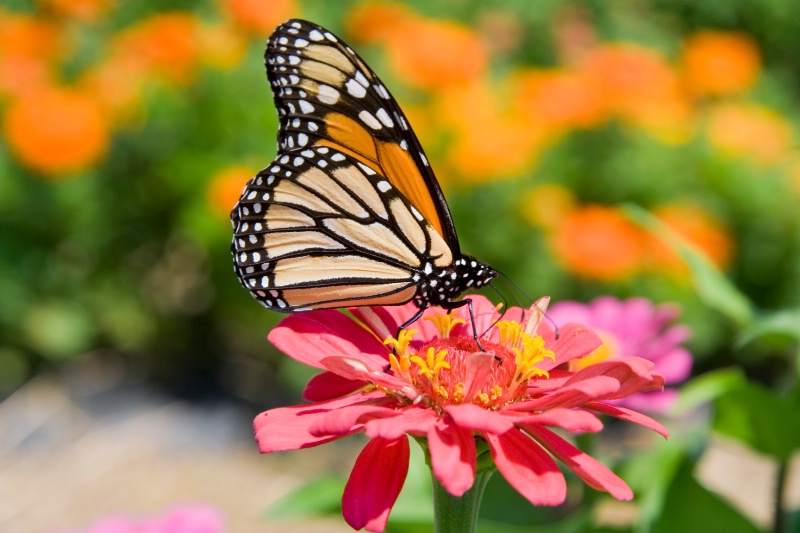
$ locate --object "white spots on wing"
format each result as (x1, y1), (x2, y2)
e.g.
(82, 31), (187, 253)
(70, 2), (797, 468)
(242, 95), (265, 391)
(375, 108), (394, 128)
(297, 133), (308, 146)
(295, 38), (309, 48)
(397, 115), (409, 130)
(419, 152), (429, 166)
(324, 32), (337, 41)
(357, 162), (376, 175)
(400, 139), (408, 150)
(331, 153), (346, 162)
(278, 37), (288, 45)
(288, 55), (301, 65)
(410, 205), (423, 221)
(309, 29), (324, 41)
(279, 155), (290, 165)
(298, 100), (315, 114)
(291, 118), (300, 128)
(354, 71), (369, 87)
(308, 122), (319, 132)
(318, 160), (328, 168)
(317, 84), (340, 104)
(376, 181), (392, 193)
(290, 21), (301, 29)
(317, 146), (329, 154)
(289, 74), (300, 85)
(247, 190), (257, 200)
(253, 203), (262, 214)
(345, 78), (367, 98)
(358, 110), (382, 130)
(301, 149), (314, 158)
(293, 156), (304, 167)
(375, 84), (390, 99)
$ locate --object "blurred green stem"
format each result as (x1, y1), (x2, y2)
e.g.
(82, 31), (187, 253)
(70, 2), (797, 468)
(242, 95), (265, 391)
(431, 468), (493, 533)
(774, 459), (786, 533)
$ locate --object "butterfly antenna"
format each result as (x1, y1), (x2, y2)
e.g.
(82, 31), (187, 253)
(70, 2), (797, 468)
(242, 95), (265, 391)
(495, 270), (561, 340)
(480, 284), (509, 338)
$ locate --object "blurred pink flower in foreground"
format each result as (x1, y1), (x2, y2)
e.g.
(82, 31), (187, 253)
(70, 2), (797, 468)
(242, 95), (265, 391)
(255, 295), (667, 532)
(548, 296), (692, 413)
(50, 503), (224, 533)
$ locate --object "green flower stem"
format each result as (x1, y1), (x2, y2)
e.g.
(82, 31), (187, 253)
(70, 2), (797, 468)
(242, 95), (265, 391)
(431, 467), (493, 533)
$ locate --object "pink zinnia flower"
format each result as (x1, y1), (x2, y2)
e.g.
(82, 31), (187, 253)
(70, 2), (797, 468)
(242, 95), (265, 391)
(548, 296), (692, 413)
(48, 504), (224, 533)
(254, 295), (667, 532)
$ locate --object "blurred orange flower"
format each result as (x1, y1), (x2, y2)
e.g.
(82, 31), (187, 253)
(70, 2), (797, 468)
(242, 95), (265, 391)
(681, 31), (760, 97)
(197, 22), (248, 70)
(579, 44), (692, 141)
(3, 86), (110, 175)
(220, 0), (298, 36)
(705, 103), (792, 165)
(345, 1), (415, 44)
(519, 183), (576, 230)
(207, 165), (253, 217)
(0, 12), (63, 98)
(551, 205), (647, 281)
(435, 80), (543, 183)
(514, 69), (606, 134)
(111, 13), (200, 86)
(37, 0), (113, 22)
(651, 202), (733, 273)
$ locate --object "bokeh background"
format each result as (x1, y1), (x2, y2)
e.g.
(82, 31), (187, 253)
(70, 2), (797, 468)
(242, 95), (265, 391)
(2, 0), (799, 531)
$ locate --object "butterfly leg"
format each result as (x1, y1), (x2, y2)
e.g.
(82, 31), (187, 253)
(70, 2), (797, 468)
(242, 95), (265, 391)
(442, 298), (486, 352)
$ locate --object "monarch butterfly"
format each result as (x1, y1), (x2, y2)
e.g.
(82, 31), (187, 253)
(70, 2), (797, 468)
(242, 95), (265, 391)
(231, 19), (497, 337)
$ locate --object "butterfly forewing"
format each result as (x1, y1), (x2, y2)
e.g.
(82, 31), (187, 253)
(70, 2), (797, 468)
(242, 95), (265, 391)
(264, 19), (458, 250)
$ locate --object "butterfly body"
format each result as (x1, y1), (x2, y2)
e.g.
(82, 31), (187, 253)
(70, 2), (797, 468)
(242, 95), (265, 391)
(231, 19), (496, 319)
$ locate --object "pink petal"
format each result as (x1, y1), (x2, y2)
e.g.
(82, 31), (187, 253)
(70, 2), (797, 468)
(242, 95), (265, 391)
(427, 416), (476, 497)
(349, 304), (408, 341)
(538, 323), (603, 370)
(364, 406), (437, 440)
(485, 429), (566, 506)
(585, 401), (669, 438)
(342, 437), (409, 532)
(620, 389), (678, 414)
(445, 403), (515, 434)
(253, 392), (385, 452)
(570, 357), (665, 400)
(525, 424), (633, 500)
(303, 371), (367, 402)
(310, 403), (401, 437)
(320, 356), (418, 400)
(505, 407), (604, 433)
(461, 352), (495, 401)
(268, 310), (388, 369)
(512, 375), (620, 411)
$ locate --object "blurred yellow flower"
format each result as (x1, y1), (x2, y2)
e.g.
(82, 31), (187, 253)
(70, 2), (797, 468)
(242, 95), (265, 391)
(705, 103), (793, 165)
(551, 205), (647, 281)
(198, 22), (248, 70)
(207, 165), (253, 217)
(345, 1), (415, 44)
(220, 0), (298, 36)
(519, 183), (576, 230)
(37, 0), (113, 22)
(3, 86), (109, 176)
(681, 30), (760, 97)
(651, 202), (734, 274)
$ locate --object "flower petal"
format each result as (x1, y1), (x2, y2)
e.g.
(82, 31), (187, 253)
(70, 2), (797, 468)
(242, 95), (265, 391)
(428, 416), (476, 497)
(268, 310), (388, 369)
(538, 323), (603, 370)
(524, 424), (633, 500)
(310, 403), (401, 437)
(486, 429), (566, 506)
(585, 401), (670, 438)
(303, 371), (366, 402)
(512, 375), (620, 411)
(342, 437), (409, 532)
(364, 406), (437, 440)
(321, 356), (418, 400)
(505, 407), (604, 433)
(569, 356), (666, 400)
(445, 403), (515, 434)
(253, 391), (385, 452)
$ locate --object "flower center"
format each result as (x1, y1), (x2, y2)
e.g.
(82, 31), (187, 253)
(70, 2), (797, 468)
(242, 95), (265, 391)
(384, 313), (555, 410)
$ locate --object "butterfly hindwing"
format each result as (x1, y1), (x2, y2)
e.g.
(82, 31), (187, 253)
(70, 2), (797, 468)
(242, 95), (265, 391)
(264, 19), (459, 252)
(231, 145), (454, 311)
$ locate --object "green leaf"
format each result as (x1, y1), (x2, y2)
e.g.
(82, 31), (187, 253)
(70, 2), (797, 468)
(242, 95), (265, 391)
(714, 381), (800, 462)
(622, 204), (755, 326)
(736, 308), (800, 347)
(673, 368), (748, 415)
(652, 456), (760, 533)
(262, 475), (345, 519)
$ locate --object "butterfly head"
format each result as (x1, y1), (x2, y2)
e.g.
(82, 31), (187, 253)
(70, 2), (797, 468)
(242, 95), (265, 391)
(415, 255), (497, 310)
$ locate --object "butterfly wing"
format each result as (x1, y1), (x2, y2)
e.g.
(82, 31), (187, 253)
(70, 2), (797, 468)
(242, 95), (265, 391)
(264, 19), (460, 255)
(231, 145), (455, 311)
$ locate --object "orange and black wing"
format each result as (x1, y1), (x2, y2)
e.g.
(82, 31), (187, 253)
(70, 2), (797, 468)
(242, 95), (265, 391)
(263, 19), (459, 253)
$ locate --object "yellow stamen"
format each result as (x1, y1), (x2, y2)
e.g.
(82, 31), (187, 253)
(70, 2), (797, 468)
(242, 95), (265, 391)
(411, 347), (450, 390)
(424, 312), (466, 339)
(384, 329), (418, 381)
(515, 334), (555, 383)
(497, 320), (524, 351)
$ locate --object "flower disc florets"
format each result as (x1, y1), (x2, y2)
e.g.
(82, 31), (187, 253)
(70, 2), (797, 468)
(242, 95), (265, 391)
(384, 313), (555, 411)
